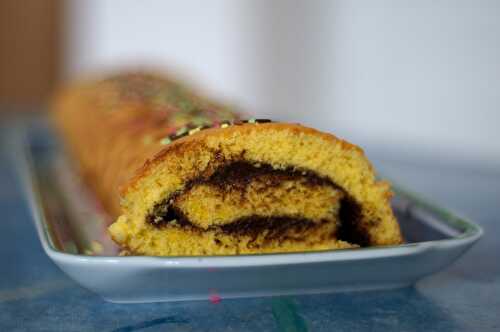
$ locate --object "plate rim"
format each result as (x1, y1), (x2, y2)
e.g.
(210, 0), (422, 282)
(13, 127), (483, 269)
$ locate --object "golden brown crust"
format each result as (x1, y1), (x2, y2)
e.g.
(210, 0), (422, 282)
(122, 122), (365, 197)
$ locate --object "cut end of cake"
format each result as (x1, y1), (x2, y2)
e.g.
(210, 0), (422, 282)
(108, 122), (403, 256)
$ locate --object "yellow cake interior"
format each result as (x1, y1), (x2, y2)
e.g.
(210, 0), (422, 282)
(108, 123), (402, 256)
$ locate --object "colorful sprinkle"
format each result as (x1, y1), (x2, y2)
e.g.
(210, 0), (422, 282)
(160, 137), (172, 145)
(188, 127), (201, 135)
(179, 100), (194, 112)
(176, 127), (188, 136)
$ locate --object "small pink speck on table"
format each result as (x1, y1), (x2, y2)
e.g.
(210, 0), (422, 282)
(209, 295), (221, 304)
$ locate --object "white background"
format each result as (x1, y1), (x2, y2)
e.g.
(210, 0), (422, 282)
(65, 0), (500, 169)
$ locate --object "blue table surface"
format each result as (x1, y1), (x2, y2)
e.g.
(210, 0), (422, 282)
(0, 116), (499, 332)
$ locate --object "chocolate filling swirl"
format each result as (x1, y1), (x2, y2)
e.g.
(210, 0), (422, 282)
(146, 162), (369, 246)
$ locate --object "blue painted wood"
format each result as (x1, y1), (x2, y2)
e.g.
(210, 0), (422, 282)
(0, 118), (499, 332)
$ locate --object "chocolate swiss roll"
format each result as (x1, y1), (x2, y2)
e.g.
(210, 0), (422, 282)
(52, 72), (403, 255)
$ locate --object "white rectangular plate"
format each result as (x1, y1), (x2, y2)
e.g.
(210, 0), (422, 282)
(16, 129), (482, 303)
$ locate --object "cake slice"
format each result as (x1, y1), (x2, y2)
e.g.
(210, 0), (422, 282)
(109, 121), (402, 255)
(52, 72), (403, 256)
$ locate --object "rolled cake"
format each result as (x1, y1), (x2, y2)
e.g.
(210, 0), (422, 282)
(52, 72), (402, 256)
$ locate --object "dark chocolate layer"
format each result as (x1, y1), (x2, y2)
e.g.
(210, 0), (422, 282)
(218, 215), (326, 245)
(147, 207), (324, 244)
(146, 161), (367, 246)
(204, 161), (337, 192)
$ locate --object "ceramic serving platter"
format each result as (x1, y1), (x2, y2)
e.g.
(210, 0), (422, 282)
(15, 128), (482, 303)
